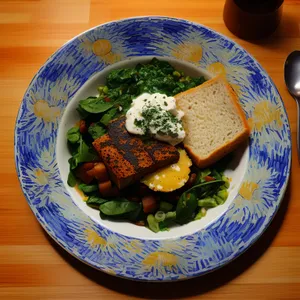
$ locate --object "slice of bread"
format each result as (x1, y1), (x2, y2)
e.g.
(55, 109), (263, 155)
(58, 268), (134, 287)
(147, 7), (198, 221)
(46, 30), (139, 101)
(176, 75), (250, 168)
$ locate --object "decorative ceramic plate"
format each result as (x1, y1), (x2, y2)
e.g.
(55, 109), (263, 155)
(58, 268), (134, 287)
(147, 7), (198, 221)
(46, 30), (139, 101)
(15, 17), (291, 281)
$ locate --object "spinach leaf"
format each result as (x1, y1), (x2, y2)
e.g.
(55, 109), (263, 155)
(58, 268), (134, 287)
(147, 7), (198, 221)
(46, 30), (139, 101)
(79, 97), (113, 114)
(77, 138), (98, 162)
(68, 157), (78, 170)
(100, 211), (110, 220)
(86, 195), (108, 208)
(99, 199), (140, 216)
(186, 180), (225, 199)
(76, 106), (90, 119)
(69, 138), (99, 170)
(100, 107), (118, 126)
(176, 191), (198, 225)
(78, 183), (98, 194)
(67, 171), (77, 187)
(126, 203), (143, 222)
(67, 127), (80, 144)
(99, 202), (143, 221)
(88, 122), (106, 140)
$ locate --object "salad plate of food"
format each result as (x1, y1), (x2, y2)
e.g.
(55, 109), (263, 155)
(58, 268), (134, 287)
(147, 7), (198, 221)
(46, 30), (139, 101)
(15, 17), (291, 281)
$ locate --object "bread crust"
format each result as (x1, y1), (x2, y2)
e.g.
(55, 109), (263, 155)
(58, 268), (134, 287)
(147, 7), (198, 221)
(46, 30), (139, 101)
(176, 76), (250, 168)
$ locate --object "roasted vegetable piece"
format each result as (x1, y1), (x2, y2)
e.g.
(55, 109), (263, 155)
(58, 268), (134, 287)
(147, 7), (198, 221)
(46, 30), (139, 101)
(79, 120), (88, 134)
(75, 162), (95, 184)
(99, 180), (120, 197)
(204, 175), (215, 182)
(142, 195), (158, 213)
(93, 162), (109, 182)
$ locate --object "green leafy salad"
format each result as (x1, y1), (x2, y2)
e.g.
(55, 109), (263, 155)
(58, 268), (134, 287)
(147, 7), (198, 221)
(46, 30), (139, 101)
(66, 58), (230, 232)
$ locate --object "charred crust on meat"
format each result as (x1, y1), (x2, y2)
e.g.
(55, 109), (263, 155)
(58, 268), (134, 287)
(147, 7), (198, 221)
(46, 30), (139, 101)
(93, 117), (179, 189)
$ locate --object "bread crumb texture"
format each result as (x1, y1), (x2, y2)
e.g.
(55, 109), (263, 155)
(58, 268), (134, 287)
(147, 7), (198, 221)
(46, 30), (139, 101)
(177, 79), (245, 157)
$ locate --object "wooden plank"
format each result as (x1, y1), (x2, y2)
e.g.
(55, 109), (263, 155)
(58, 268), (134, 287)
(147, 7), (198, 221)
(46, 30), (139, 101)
(1, 0), (300, 298)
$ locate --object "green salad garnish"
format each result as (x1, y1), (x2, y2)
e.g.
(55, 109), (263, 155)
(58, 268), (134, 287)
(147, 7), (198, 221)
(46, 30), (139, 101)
(66, 58), (230, 232)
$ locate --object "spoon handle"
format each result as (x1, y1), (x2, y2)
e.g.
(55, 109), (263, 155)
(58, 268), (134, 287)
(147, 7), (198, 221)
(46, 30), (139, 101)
(295, 97), (300, 162)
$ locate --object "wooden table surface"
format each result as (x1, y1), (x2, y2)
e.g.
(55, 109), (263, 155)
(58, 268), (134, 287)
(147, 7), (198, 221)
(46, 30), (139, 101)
(1, 0), (300, 299)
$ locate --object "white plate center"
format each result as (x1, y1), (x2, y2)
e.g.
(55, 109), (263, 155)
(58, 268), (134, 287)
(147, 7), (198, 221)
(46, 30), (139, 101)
(56, 56), (249, 239)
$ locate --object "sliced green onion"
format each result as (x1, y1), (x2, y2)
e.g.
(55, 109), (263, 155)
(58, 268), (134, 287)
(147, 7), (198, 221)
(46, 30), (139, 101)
(213, 194), (224, 205)
(198, 198), (218, 208)
(194, 210), (203, 220)
(147, 214), (160, 233)
(97, 86), (104, 94)
(217, 189), (228, 201)
(103, 86), (109, 94)
(165, 211), (176, 219)
(222, 175), (230, 188)
(194, 207), (207, 220)
(201, 207), (207, 216)
(154, 211), (166, 222)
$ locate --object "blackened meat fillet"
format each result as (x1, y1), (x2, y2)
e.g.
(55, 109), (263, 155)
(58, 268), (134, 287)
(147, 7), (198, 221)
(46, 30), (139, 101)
(93, 117), (179, 189)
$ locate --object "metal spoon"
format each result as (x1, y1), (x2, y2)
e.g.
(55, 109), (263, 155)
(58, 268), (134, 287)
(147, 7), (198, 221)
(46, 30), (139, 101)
(284, 50), (300, 160)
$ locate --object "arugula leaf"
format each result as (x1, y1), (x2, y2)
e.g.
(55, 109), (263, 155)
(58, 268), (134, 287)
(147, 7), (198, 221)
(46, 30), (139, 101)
(106, 68), (138, 88)
(186, 180), (224, 198)
(79, 97), (113, 114)
(149, 57), (174, 74)
(100, 107), (118, 126)
(88, 122), (106, 140)
(67, 127), (80, 144)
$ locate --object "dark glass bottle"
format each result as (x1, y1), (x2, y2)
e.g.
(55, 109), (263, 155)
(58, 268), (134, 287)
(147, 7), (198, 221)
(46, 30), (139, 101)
(223, 0), (284, 40)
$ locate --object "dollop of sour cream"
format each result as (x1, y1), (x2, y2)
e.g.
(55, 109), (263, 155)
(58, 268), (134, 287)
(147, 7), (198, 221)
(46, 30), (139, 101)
(125, 93), (185, 145)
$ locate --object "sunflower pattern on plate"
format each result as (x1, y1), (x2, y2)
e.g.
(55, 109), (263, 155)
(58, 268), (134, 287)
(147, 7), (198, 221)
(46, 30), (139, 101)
(15, 17), (291, 281)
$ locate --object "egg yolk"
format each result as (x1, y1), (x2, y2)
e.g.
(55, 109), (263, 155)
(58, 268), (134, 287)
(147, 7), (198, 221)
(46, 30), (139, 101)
(141, 149), (192, 192)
